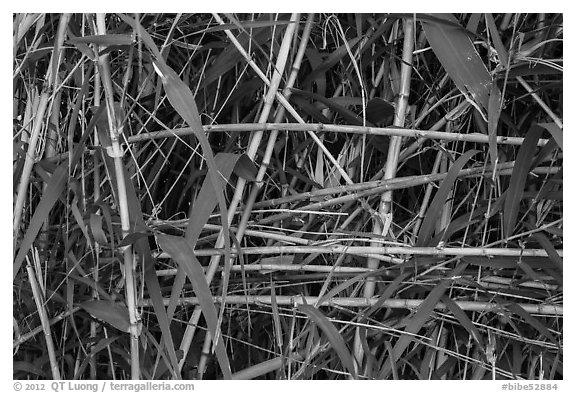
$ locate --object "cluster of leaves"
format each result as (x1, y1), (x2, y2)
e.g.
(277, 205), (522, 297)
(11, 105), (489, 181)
(13, 13), (562, 380)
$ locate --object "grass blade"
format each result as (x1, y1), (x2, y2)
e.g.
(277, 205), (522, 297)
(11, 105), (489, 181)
(80, 301), (130, 333)
(380, 262), (468, 378)
(538, 122), (563, 151)
(298, 304), (357, 379)
(416, 149), (479, 246)
(421, 13), (492, 114)
(157, 234), (233, 379)
(503, 125), (544, 238)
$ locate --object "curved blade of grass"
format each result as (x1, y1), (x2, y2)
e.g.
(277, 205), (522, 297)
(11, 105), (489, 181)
(89, 213), (108, 245)
(118, 14), (230, 263)
(290, 95), (332, 123)
(73, 336), (119, 379)
(298, 304), (356, 378)
(503, 125), (544, 239)
(504, 302), (559, 346)
(80, 301), (130, 333)
(157, 234), (232, 379)
(14, 361), (49, 379)
(14, 163), (67, 282)
(441, 295), (484, 348)
(416, 149), (479, 246)
(13, 86), (101, 280)
(302, 36), (362, 87)
(421, 13), (491, 114)
(529, 231), (563, 272)
(317, 269), (380, 305)
(167, 153), (245, 322)
(233, 154), (258, 181)
(538, 122), (563, 151)
(485, 14), (509, 66)
(290, 88), (367, 126)
(380, 262), (468, 379)
(185, 153), (242, 244)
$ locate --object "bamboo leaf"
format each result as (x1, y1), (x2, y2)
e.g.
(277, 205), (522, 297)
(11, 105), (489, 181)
(298, 304), (357, 378)
(157, 234), (233, 379)
(529, 232), (563, 272)
(302, 36), (363, 87)
(89, 212), (108, 245)
(488, 83), (502, 165)
(68, 34), (134, 46)
(503, 125), (544, 239)
(421, 13), (492, 114)
(504, 302), (559, 345)
(380, 262), (468, 379)
(538, 122), (563, 151)
(290, 88), (366, 126)
(485, 13), (509, 67)
(441, 295), (484, 348)
(13, 163), (67, 279)
(416, 149), (479, 247)
(118, 231), (151, 248)
(365, 97), (395, 126)
(233, 154), (258, 182)
(80, 300), (130, 333)
(167, 152), (245, 321)
(72, 336), (120, 379)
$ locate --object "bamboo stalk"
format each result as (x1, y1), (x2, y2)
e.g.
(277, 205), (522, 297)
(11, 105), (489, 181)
(13, 307), (81, 349)
(155, 245), (560, 259)
(95, 13), (140, 380)
(126, 122), (551, 146)
(26, 261), (62, 379)
(247, 165), (559, 227)
(154, 266), (561, 291)
(138, 295), (563, 316)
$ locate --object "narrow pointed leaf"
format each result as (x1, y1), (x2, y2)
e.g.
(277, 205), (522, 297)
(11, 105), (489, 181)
(298, 304), (356, 378)
(538, 122), (563, 151)
(157, 234), (233, 379)
(13, 163), (67, 279)
(417, 150), (479, 246)
(80, 300), (130, 333)
(488, 83), (502, 165)
(441, 295), (484, 348)
(89, 213), (108, 245)
(234, 154), (258, 182)
(68, 34), (134, 46)
(380, 262), (468, 378)
(503, 125), (544, 238)
(421, 13), (492, 114)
